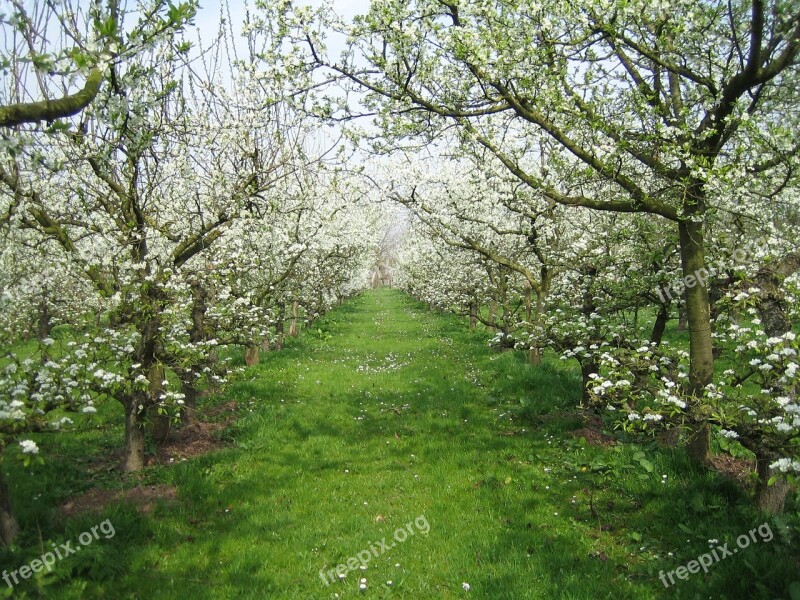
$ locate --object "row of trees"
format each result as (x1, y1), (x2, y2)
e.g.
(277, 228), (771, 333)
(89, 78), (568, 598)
(0, 0), (386, 546)
(386, 151), (798, 512)
(252, 0), (800, 512)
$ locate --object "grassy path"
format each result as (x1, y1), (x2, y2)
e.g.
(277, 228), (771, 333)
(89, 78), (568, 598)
(34, 289), (797, 598)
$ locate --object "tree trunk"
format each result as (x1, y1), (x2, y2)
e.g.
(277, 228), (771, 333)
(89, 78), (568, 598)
(759, 295), (791, 337)
(275, 303), (285, 350)
(122, 399), (147, 472)
(677, 300), (687, 331)
(678, 219), (714, 466)
(180, 371), (198, 426)
(0, 472), (19, 547)
(754, 452), (789, 514)
(528, 275), (549, 367)
(754, 252), (800, 336)
(37, 297), (52, 340)
(289, 300), (299, 337)
(685, 421), (712, 466)
(179, 281), (207, 426)
(650, 303), (669, 345)
(244, 345), (260, 366)
(580, 358), (599, 405)
(528, 348), (542, 365)
(499, 269), (510, 327)
(149, 363), (170, 444)
(469, 299), (478, 330)
(709, 275), (732, 321)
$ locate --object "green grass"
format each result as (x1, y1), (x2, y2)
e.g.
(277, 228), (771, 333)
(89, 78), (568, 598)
(2, 289), (798, 599)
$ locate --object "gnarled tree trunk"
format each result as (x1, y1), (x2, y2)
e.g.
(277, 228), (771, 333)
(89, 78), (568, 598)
(122, 397), (147, 472)
(149, 363), (170, 444)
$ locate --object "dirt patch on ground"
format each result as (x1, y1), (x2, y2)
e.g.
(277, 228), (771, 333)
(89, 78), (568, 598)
(148, 400), (240, 466)
(149, 421), (226, 465)
(711, 453), (756, 489)
(571, 426), (616, 447)
(569, 413), (617, 447)
(59, 484), (178, 518)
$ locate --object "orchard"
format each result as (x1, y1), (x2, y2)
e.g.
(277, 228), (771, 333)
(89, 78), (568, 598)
(1, 0), (799, 597)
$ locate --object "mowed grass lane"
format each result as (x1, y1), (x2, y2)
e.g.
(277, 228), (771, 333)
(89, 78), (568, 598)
(17, 289), (798, 599)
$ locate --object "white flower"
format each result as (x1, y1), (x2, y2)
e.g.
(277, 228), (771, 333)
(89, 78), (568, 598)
(643, 414), (663, 422)
(82, 406), (98, 414)
(719, 429), (739, 439)
(770, 458), (800, 473)
(19, 440), (39, 455)
(462, 582), (471, 591)
(627, 412), (641, 421)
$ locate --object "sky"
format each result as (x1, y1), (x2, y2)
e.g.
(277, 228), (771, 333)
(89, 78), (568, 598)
(192, 0), (372, 54)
